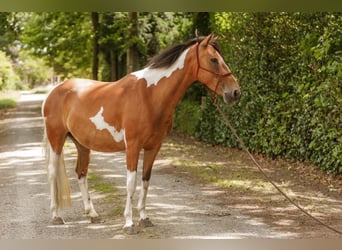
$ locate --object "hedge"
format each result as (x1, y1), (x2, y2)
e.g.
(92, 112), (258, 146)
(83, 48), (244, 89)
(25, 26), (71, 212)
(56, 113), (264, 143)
(175, 13), (341, 174)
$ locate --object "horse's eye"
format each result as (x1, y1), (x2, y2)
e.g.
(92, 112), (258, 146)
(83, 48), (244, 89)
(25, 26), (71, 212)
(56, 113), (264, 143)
(210, 58), (219, 64)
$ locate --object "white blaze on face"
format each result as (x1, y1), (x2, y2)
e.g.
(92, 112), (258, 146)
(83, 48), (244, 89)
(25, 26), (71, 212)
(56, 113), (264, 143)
(131, 48), (190, 87)
(89, 106), (126, 144)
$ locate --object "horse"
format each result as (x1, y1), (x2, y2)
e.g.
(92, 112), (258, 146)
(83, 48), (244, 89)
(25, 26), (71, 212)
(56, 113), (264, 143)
(41, 34), (240, 233)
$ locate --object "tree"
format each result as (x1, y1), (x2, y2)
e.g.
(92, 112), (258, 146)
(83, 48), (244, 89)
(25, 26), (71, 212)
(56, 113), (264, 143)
(192, 12), (211, 36)
(15, 51), (52, 88)
(91, 12), (100, 80)
(21, 12), (93, 78)
(18, 12), (193, 82)
(0, 12), (21, 57)
(0, 51), (20, 90)
(98, 12), (192, 80)
(126, 12), (140, 73)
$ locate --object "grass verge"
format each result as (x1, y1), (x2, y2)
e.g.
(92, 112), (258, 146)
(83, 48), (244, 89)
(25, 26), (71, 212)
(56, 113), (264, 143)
(88, 174), (124, 216)
(0, 98), (16, 110)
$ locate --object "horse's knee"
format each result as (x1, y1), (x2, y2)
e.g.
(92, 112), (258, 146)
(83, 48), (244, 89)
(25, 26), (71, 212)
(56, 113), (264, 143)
(75, 152), (90, 179)
(75, 157), (89, 178)
(75, 168), (88, 179)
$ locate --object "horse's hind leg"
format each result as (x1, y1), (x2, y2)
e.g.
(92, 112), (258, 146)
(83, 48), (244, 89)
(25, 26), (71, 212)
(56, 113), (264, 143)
(69, 135), (100, 223)
(47, 144), (66, 225)
(45, 133), (71, 225)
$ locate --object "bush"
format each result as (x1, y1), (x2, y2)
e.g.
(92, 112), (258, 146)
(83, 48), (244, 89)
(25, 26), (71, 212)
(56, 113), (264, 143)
(15, 51), (53, 88)
(174, 100), (202, 136)
(0, 98), (16, 109)
(193, 13), (342, 174)
(0, 51), (21, 90)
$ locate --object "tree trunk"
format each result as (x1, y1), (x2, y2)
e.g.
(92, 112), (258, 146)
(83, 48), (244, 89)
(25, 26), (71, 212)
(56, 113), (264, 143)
(91, 12), (99, 80)
(126, 12), (139, 73)
(110, 48), (117, 81)
(192, 12), (211, 36)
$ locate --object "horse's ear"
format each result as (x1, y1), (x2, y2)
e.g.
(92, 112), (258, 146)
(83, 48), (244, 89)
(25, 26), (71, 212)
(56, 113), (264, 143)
(212, 34), (218, 43)
(201, 33), (214, 47)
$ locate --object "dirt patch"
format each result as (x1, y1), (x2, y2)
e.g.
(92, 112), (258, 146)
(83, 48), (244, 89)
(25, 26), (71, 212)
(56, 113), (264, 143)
(0, 108), (16, 120)
(158, 131), (342, 238)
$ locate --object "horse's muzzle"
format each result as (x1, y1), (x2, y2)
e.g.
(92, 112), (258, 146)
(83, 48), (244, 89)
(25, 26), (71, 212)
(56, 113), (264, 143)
(223, 89), (241, 103)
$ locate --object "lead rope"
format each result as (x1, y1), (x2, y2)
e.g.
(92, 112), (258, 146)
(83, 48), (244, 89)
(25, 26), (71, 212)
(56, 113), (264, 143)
(207, 91), (342, 235)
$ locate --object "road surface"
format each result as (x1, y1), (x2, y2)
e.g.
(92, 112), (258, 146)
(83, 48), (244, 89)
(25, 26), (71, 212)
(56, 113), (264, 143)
(0, 91), (310, 239)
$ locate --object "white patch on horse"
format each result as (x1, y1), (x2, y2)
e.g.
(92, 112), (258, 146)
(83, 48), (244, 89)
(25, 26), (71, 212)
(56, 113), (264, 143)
(124, 170), (137, 228)
(78, 176), (99, 218)
(73, 79), (94, 94)
(137, 180), (149, 220)
(131, 48), (190, 87)
(89, 106), (125, 143)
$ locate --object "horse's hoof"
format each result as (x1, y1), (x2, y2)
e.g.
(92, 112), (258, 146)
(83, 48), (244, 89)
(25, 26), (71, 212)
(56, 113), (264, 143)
(123, 225), (140, 235)
(51, 217), (65, 225)
(90, 215), (103, 223)
(139, 218), (153, 228)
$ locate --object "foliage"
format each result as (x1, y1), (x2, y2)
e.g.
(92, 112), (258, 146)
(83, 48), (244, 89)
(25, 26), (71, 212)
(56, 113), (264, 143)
(174, 99), (202, 136)
(193, 13), (342, 174)
(0, 12), (21, 57)
(0, 51), (21, 90)
(19, 12), (193, 81)
(15, 51), (53, 88)
(98, 12), (192, 80)
(21, 12), (93, 78)
(0, 98), (16, 110)
(1, 12), (340, 173)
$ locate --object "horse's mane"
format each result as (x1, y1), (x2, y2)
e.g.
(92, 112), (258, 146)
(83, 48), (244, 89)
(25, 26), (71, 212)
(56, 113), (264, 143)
(146, 36), (221, 69)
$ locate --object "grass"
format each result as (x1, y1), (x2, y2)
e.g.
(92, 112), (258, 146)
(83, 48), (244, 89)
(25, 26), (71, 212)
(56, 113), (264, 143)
(0, 90), (20, 110)
(161, 138), (278, 194)
(172, 158), (274, 192)
(0, 98), (16, 109)
(0, 88), (48, 111)
(33, 89), (48, 94)
(88, 174), (118, 194)
(88, 174), (124, 216)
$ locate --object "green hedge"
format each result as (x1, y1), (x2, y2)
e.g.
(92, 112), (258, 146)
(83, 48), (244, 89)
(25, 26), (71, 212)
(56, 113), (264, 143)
(174, 100), (202, 136)
(175, 13), (341, 174)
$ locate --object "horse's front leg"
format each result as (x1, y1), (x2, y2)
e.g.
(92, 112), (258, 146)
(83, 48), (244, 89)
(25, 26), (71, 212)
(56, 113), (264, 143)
(137, 146), (161, 228)
(123, 144), (140, 233)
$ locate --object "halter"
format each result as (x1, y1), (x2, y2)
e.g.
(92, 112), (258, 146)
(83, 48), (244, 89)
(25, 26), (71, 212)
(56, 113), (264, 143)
(195, 42), (232, 79)
(195, 42), (233, 104)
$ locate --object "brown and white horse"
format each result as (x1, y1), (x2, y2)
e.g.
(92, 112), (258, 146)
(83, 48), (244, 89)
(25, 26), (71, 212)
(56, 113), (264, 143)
(42, 34), (240, 232)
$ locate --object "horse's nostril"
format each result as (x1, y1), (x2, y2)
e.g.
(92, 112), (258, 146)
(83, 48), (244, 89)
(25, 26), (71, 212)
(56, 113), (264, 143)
(223, 89), (240, 103)
(233, 89), (240, 98)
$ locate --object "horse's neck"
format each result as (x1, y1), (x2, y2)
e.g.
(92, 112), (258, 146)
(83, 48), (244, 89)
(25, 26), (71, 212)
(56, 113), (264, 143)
(129, 47), (197, 121)
(147, 66), (196, 118)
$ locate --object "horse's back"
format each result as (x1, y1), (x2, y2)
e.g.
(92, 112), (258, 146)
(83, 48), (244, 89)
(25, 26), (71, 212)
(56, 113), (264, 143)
(43, 78), (109, 116)
(42, 78), (132, 152)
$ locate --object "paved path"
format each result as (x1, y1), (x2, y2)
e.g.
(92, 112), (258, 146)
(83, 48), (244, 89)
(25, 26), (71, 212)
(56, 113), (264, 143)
(0, 91), (294, 239)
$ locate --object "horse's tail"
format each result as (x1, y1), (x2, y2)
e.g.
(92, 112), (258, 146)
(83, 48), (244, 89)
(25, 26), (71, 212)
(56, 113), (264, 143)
(43, 127), (71, 208)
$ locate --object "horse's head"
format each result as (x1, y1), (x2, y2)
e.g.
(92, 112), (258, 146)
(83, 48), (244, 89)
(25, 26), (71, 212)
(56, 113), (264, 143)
(195, 34), (241, 103)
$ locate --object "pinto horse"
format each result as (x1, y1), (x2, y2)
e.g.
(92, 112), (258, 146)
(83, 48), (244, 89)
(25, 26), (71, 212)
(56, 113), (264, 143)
(42, 34), (240, 232)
